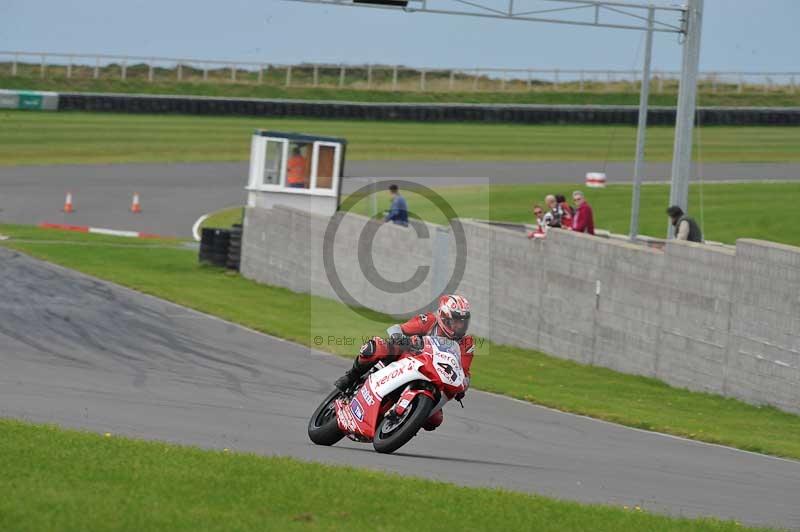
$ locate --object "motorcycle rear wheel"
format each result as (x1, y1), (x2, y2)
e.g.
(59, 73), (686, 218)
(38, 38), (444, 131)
(373, 394), (435, 454)
(308, 389), (345, 446)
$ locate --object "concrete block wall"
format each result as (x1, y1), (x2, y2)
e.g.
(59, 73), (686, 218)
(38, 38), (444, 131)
(655, 241), (735, 394)
(725, 240), (800, 412)
(242, 205), (800, 414)
(243, 206), (441, 317)
(242, 206), (312, 295)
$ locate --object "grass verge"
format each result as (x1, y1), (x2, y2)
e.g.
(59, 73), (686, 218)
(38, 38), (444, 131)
(350, 181), (800, 247)
(2, 224), (799, 460)
(3, 110), (800, 165)
(0, 419), (768, 532)
(3, 74), (799, 108)
(199, 206), (245, 230)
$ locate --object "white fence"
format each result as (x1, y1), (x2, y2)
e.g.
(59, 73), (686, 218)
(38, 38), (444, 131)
(1, 50), (797, 94)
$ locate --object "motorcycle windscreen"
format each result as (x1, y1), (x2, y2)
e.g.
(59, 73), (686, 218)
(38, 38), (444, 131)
(427, 336), (466, 389)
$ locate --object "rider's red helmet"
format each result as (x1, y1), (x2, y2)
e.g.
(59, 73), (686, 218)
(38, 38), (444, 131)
(435, 294), (471, 340)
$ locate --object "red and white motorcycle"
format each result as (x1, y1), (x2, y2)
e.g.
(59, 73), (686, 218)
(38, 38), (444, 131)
(308, 336), (466, 454)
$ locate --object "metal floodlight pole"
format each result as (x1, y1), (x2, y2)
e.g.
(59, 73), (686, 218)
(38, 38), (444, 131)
(668, 0), (703, 238)
(628, 6), (654, 241)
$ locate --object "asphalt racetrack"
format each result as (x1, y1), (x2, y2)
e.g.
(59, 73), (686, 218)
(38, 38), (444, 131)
(1, 161), (798, 237)
(1, 247), (799, 529)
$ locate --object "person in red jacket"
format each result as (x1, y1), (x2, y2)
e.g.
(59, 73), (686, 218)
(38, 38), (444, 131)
(334, 294), (474, 431)
(571, 190), (595, 235)
(286, 146), (308, 188)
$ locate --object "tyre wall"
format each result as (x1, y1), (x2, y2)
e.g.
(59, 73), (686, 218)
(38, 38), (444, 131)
(57, 92), (800, 125)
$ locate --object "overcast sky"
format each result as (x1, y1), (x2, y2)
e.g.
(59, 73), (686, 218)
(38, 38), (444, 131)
(1, 0), (797, 72)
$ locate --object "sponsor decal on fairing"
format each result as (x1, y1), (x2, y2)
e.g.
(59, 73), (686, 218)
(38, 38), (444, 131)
(337, 400), (358, 433)
(432, 348), (464, 386)
(374, 365), (405, 387)
(369, 358), (427, 400)
(360, 385), (375, 406)
(350, 397), (365, 422)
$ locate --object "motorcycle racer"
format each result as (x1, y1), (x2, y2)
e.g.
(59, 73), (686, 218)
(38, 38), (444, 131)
(334, 294), (474, 431)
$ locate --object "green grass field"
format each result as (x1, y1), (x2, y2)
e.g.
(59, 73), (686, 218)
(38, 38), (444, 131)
(4, 74), (800, 107)
(384, 182), (800, 246)
(0, 419), (769, 532)
(3, 224), (800, 461)
(203, 182), (800, 247)
(3, 110), (800, 165)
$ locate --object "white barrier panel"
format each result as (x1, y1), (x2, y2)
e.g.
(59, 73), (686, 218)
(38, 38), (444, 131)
(0, 89), (59, 110)
(585, 172), (607, 188)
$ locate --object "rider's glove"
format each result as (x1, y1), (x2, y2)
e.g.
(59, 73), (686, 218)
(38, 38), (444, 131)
(388, 333), (424, 354)
(388, 332), (407, 346)
(409, 335), (424, 352)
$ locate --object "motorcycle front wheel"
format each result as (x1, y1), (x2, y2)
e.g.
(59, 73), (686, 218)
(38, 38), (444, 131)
(373, 394), (434, 454)
(308, 389), (345, 446)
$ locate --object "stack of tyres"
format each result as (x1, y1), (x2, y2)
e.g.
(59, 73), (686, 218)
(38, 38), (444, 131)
(211, 230), (231, 267)
(227, 224), (243, 271)
(198, 228), (216, 264)
(198, 228), (230, 267)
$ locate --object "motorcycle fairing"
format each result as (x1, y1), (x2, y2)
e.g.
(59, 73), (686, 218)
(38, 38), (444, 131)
(369, 357), (428, 400)
(333, 375), (391, 440)
(394, 386), (436, 416)
(428, 336), (466, 394)
(334, 398), (359, 434)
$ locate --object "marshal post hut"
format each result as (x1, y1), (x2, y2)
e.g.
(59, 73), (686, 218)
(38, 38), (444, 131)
(245, 130), (347, 216)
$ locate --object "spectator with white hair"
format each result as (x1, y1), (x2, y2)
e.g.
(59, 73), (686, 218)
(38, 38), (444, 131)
(544, 194), (562, 228)
(571, 190), (595, 235)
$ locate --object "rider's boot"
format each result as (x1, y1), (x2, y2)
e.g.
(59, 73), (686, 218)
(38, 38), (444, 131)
(422, 410), (444, 431)
(334, 357), (371, 391)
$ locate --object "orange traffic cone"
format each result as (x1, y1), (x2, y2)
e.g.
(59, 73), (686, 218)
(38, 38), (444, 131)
(130, 192), (141, 214)
(63, 192), (74, 214)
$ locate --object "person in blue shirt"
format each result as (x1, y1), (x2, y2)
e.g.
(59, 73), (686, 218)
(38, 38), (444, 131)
(384, 184), (408, 226)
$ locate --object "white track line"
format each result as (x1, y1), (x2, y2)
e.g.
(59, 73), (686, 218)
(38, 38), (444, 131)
(88, 227), (141, 238)
(191, 213), (210, 242)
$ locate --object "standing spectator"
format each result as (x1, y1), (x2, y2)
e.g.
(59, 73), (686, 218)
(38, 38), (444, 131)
(556, 194), (573, 229)
(666, 205), (703, 242)
(286, 146), (308, 188)
(527, 204), (547, 239)
(571, 190), (595, 235)
(384, 184), (408, 227)
(544, 195), (562, 228)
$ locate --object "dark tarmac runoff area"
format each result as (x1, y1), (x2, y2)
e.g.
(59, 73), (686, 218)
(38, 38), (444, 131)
(0, 247), (799, 529)
(0, 161), (798, 237)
